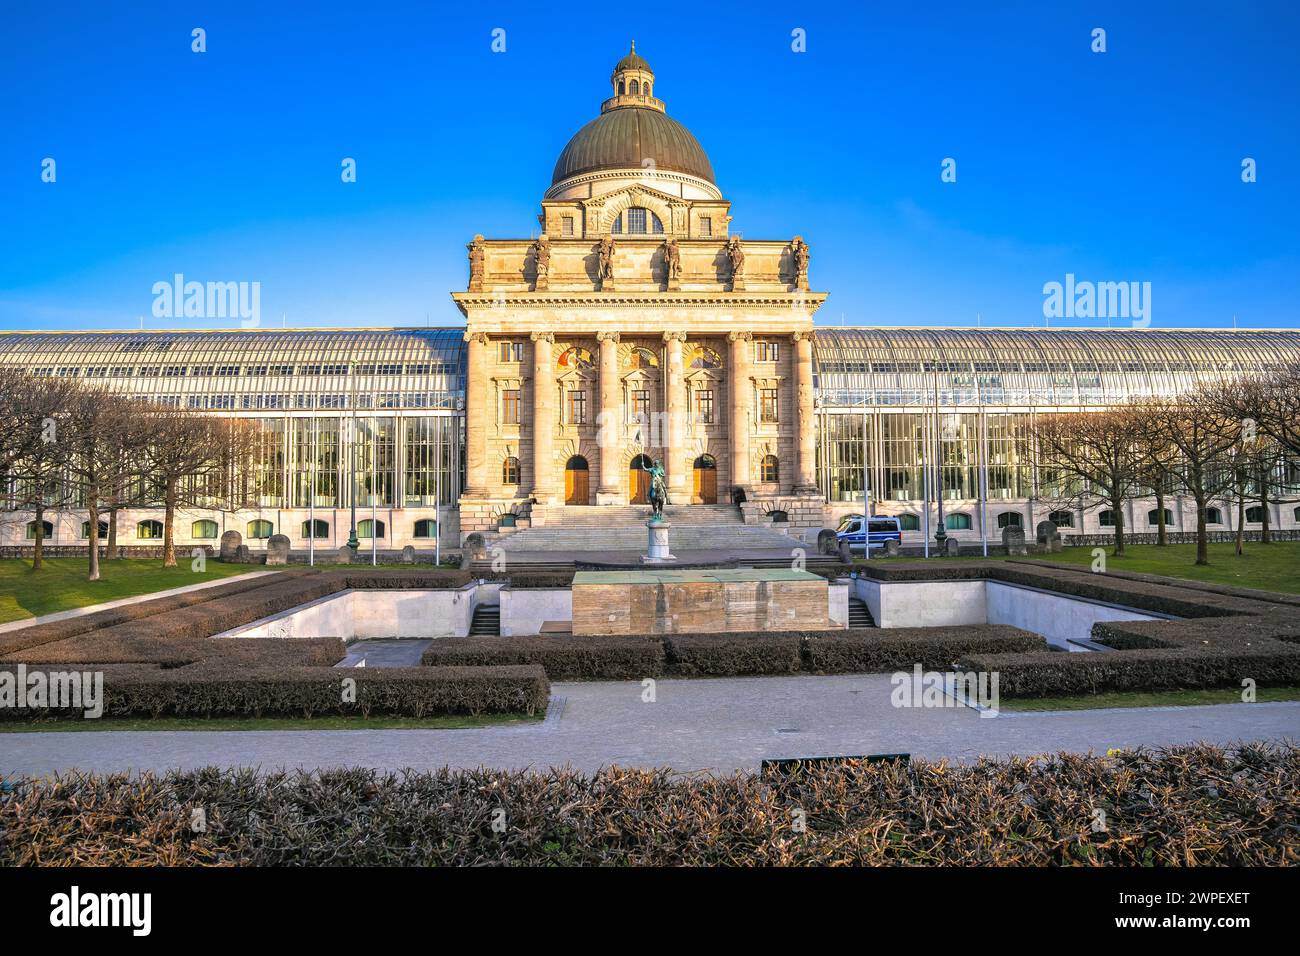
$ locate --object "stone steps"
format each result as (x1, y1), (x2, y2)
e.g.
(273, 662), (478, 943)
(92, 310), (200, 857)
(532, 505), (745, 527)
(493, 524), (804, 552)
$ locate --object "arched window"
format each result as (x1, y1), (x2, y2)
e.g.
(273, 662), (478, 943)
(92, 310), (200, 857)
(137, 519), (165, 539)
(192, 519), (219, 539)
(1098, 510), (1116, 527)
(502, 456), (520, 484)
(1294, 506), (1300, 522)
(761, 454), (779, 483)
(945, 513), (972, 531)
(301, 519), (329, 539)
(997, 512), (1022, 529)
(1204, 507), (1223, 525)
(629, 79), (640, 95)
(413, 519), (438, 538)
(1245, 506), (1265, 523)
(618, 80), (625, 95)
(246, 519), (274, 539)
(26, 519), (54, 540)
(767, 510), (788, 523)
(899, 514), (920, 531)
(1147, 508), (1174, 526)
(80, 519), (110, 539)
(689, 346), (722, 369)
(1047, 510), (1074, 528)
(358, 519), (385, 539)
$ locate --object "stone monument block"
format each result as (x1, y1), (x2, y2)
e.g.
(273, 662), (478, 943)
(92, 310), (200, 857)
(265, 534), (291, 566)
(401, 545), (416, 564)
(942, 537), (960, 557)
(1002, 525), (1028, 556)
(883, 538), (900, 556)
(219, 530), (242, 560)
(1036, 520), (1063, 553)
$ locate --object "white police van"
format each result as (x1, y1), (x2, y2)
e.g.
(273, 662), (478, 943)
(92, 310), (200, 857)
(835, 514), (903, 553)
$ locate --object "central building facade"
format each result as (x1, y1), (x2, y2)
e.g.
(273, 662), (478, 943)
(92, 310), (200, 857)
(455, 45), (828, 533)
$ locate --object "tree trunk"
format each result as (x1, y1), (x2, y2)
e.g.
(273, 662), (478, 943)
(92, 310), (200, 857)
(1235, 492), (1245, 557)
(163, 484), (177, 568)
(32, 503), (44, 570)
(1111, 494), (1125, 557)
(1155, 486), (1167, 546)
(87, 485), (100, 582)
(1195, 496), (1209, 566)
(106, 504), (118, 558)
(1259, 462), (1272, 544)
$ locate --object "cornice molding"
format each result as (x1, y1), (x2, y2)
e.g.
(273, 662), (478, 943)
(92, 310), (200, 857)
(453, 291), (828, 313)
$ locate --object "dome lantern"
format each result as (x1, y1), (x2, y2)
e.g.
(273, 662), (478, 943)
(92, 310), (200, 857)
(609, 41), (657, 107)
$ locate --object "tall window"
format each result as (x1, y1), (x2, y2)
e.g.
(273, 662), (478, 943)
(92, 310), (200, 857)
(502, 456), (520, 485)
(567, 390), (588, 424)
(498, 341), (523, 363)
(613, 207), (664, 235)
(699, 216), (712, 238)
(755, 341), (780, 363)
(759, 388), (779, 423)
(695, 388), (714, 424)
(501, 389), (520, 425)
(631, 389), (651, 418)
(561, 216), (574, 237)
(761, 454), (779, 482)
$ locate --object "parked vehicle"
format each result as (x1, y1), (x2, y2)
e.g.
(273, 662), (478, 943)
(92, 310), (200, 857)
(836, 514), (903, 552)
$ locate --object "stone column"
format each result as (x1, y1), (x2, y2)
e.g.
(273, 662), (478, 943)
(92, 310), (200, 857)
(463, 331), (489, 496)
(793, 330), (819, 494)
(728, 331), (752, 495)
(596, 332), (621, 503)
(530, 331), (555, 503)
(663, 331), (688, 498)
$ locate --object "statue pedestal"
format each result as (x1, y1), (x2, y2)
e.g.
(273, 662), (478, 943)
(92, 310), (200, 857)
(641, 520), (676, 564)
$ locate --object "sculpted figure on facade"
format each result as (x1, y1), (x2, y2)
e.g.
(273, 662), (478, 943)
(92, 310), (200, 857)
(726, 236), (745, 291)
(791, 236), (810, 290)
(662, 237), (681, 289)
(467, 234), (486, 292)
(597, 236), (616, 289)
(532, 235), (550, 291)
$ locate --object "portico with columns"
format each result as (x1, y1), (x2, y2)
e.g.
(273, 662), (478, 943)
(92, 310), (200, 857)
(452, 45), (827, 539)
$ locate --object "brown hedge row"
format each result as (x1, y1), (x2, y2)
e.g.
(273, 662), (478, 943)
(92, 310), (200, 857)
(962, 646), (1300, 697)
(0, 663), (548, 720)
(421, 627), (1046, 680)
(421, 634), (664, 680)
(3, 743), (1293, 865)
(804, 625), (1046, 673)
(663, 633), (803, 676)
(0, 571), (303, 658)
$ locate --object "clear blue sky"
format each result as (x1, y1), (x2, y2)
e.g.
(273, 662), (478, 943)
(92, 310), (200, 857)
(1, 1), (1296, 332)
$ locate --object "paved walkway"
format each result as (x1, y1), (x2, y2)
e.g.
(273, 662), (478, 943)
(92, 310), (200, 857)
(0, 571), (272, 634)
(2, 674), (1296, 777)
(336, 639), (432, 667)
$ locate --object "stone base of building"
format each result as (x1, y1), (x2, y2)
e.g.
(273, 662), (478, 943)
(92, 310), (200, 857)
(458, 498), (534, 539)
(740, 495), (827, 529)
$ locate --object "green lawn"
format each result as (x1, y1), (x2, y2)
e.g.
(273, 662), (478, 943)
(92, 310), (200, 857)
(857, 540), (1300, 594)
(0, 557), (266, 625)
(1000, 685), (1300, 712)
(0, 712), (541, 733)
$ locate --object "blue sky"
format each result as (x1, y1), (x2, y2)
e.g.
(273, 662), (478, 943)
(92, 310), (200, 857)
(1, 1), (1296, 332)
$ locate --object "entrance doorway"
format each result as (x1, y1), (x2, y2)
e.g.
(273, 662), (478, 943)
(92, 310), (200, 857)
(565, 456), (590, 505)
(693, 455), (717, 504)
(629, 454), (652, 504)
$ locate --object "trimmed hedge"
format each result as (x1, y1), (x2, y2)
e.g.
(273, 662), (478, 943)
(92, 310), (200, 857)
(804, 625), (1045, 674)
(962, 646), (1300, 697)
(422, 635), (664, 680)
(3, 744), (1294, 865)
(0, 663), (548, 720)
(664, 633), (802, 676)
(0, 571), (305, 658)
(421, 627), (1046, 680)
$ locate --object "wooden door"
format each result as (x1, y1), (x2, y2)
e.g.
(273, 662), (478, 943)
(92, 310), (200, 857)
(693, 457), (717, 504)
(565, 457), (589, 505)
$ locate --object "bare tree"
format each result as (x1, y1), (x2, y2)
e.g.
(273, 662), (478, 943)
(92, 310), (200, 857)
(1032, 406), (1148, 556)
(140, 408), (241, 568)
(64, 387), (138, 581)
(7, 376), (80, 569)
(1145, 388), (1240, 566)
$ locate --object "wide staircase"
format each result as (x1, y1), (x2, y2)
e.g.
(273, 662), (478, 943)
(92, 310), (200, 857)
(493, 504), (801, 554)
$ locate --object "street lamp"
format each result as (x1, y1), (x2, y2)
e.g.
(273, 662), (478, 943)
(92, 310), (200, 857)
(346, 362), (359, 551)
